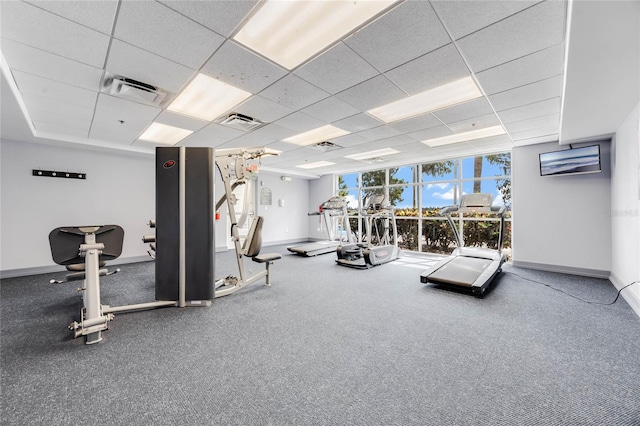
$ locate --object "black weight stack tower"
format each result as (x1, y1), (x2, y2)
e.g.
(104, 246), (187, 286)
(155, 147), (214, 305)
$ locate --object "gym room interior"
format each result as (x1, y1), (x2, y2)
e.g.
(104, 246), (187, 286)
(1, 1), (638, 425)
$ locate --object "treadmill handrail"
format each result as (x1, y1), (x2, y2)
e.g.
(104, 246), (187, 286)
(439, 194), (506, 251)
(439, 205), (459, 215)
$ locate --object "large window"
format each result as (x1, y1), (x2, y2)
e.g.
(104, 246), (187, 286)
(337, 153), (512, 257)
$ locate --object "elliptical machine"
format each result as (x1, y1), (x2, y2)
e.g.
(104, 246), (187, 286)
(336, 193), (401, 269)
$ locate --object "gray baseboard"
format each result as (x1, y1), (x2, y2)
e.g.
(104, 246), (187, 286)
(511, 260), (610, 279)
(0, 255), (152, 279)
(609, 273), (640, 318)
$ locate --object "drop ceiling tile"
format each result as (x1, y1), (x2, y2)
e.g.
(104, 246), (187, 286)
(335, 75), (406, 111)
(89, 120), (146, 145)
(217, 131), (276, 149)
(385, 44), (470, 95)
(512, 134), (558, 146)
(431, 0), (540, 40)
(233, 95), (294, 124)
(456, 1), (566, 72)
(295, 42), (379, 95)
(264, 141), (305, 153)
(344, 1), (451, 72)
(447, 113), (502, 133)
(154, 111), (209, 132)
(34, 120), (90, 139)
(25, 0), (118, 35)
(106, 39), (196, 94)
(504, 113), (559, 134)
(476, 44), (564, 95)
(159, 0), (258, 37)
(30, 109), (91, 133)
(489, 75), (563, 111)
(273, 112), (326, 133)
(509, 126), (559, 141)
(93, 94), (161, 125)
(333, 113), (384, 133)
(366, 134), (416, 150)
(115, 0), (224, 69)
(1, 39), (103, 91)
(408, 125), (454, 142)
(389, 114), (442, 133)
(251, 124), (298, 142)
(200, 41), (288, 94)
(498, 98), (561, 124)
(357, 125), (402, 141)
(426, 142), (475, 156)
(12, 71), (97, 108)
(21, 93), (95, 121)
(181, 122), (244, 147)
(433, 98), (494, 124)
(0, 1), (110, 68)
(394, 141), (431, 154)
(332, 133), (373, 148)
(271, 146), (318, 162)
(301, 97), (360, 123)
(467, 134), (513, 150)
(259, 74), (330, 110)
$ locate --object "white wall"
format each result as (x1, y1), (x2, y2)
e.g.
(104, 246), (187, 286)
(0, 140), (314, 276)
(0, 139), (155, 274)
(511, 140), (612, 276)
(610, 103), (640, 315)
(256, 173), (310, 245)
(307, 174), (336, 241)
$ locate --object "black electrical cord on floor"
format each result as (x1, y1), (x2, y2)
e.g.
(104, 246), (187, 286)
(505, 271), (639, 306)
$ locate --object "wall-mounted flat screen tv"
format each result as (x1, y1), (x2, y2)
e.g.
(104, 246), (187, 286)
(539, 145), (601, 176)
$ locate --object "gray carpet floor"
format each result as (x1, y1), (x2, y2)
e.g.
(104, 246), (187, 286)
(1, 246), (639, 425)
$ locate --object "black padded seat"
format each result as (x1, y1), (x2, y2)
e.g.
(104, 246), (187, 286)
(252, 253), (282, 263)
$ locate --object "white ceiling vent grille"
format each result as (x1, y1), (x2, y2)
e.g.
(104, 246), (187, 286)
(217, 113), (266, 131)
(361, 157), (387, 164)
(311, 141), (342, 152)
(102, 73), (167, 106)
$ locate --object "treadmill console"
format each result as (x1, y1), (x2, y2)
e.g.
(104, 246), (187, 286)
(460, 193), (493, 208)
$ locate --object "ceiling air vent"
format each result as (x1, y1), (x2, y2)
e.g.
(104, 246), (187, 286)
(217, 113), (266, 131)
(311, 141), (342, 152)
(361, 157), (387, 164)
(102, 73), (167, 106)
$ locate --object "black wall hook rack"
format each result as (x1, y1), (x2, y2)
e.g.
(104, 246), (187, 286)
(32, 169), (86, 180)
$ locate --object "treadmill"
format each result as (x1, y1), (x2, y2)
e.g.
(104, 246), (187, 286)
(420, 193), (507, 297)
(288, 196), (355, 257)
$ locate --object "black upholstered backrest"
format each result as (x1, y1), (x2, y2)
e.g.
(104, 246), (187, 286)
(242, 216), (263, 258)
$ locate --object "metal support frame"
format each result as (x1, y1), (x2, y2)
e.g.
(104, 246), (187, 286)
(213, 147), (280, 298)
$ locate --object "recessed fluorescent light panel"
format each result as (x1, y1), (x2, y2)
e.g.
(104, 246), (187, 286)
(283, 125), (350, 146)
(368, 76), (483, 123)
(295, 161), (335, 169)
(422, 125), (506, 147)
(139, 122), (193, 145)
(167, 73), (251, 121)
(345, 147), (399, 161)
(233, 0), (398, 70)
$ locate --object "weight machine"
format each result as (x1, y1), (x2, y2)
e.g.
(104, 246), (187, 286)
(213, 147), (282, 296)
(48, 146), (280, 345)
